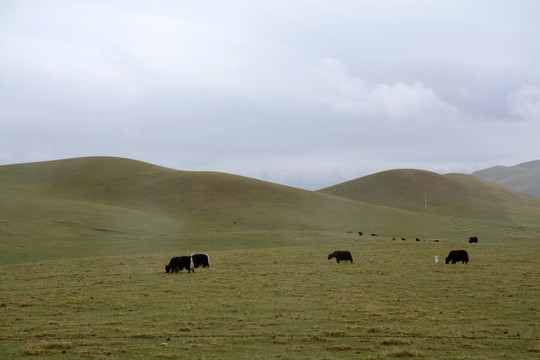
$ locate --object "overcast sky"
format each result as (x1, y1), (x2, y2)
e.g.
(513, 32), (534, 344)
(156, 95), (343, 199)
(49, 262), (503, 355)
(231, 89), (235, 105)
(1, 0), (538, 190)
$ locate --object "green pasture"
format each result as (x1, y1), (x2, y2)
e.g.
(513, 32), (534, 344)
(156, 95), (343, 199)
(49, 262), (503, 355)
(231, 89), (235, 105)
(1, 158), (539, 358)
(1, 239), (538, 359)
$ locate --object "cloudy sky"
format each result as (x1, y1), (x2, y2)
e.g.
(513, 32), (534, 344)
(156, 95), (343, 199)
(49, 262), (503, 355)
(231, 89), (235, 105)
(1, 0), (538, 190)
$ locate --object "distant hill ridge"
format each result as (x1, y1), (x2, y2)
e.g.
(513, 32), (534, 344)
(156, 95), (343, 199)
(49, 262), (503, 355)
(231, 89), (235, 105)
(317, 168), (540, 226)
(1, 157), (437, 237)
(472, 160), (540, 197)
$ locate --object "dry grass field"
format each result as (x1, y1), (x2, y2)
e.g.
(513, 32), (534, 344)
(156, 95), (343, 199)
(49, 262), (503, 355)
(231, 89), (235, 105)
(1, 239), (538, 359)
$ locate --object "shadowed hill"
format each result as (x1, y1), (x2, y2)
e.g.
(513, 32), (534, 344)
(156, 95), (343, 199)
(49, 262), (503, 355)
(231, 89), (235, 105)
(472, 160), (540, 197)
(318, 169), (540, 225)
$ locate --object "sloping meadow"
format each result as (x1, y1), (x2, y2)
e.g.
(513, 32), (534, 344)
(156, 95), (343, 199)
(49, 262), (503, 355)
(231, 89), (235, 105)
(1, 157), (539, 358)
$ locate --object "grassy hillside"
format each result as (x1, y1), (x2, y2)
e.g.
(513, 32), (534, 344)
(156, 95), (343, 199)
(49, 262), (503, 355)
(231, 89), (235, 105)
(0, 157), (462, 264)
(472, 159), (540, 197)
(1, 158), (539, 266)
(318, 169), (540, 228)
(1, 157), (539, 359)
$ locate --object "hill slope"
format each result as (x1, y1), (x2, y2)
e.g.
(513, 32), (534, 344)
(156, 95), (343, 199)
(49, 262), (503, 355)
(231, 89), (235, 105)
(0, 156), (404, 232)
(2, 157), (539, 265)
(472, 159), (540, 197)
(0, 157), (456, 264)
(318, 169), (540, 226)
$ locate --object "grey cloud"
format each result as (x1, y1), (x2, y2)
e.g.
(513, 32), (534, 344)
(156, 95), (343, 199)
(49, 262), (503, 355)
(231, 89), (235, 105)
(508, 85), (540, 121)
(1, 0), (538, 189)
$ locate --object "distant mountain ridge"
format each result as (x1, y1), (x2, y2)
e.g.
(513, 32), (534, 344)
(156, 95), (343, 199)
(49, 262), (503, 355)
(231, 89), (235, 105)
(472, 160), (540, 197)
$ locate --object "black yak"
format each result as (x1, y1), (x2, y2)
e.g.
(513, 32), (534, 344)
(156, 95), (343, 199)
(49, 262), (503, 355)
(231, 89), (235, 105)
(445, 250), (469, 264)
(469, 236), (478, 243)
(328, 251), (353, 263)
(165, 256), (194, 273)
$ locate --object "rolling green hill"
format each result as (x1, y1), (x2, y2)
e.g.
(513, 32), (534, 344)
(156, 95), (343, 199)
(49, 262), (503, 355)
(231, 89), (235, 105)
(0, 156), (412, 232)
(318, 169), (540, 228)
(472, 159), (540, 197)
(1, 157), (539, 265)
(1, 157), (539, 359)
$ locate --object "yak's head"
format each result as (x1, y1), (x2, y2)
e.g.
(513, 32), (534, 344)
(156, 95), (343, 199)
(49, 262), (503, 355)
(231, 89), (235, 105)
(165, 264), (171, 273)
(328, 253), (336, 260)
(445, 256), (451, 264)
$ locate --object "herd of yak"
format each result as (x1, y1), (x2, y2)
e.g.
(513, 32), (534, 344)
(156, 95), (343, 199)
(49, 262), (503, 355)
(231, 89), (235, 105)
(327, 249), (469, 264)
(165, 236), (477, 273)
(326, 235), (477, 265)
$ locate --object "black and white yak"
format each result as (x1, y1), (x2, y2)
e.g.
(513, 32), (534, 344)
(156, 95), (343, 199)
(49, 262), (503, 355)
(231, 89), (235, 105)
(165, 256), (195, 273)
(191, 253), (211, 268)
(328, 250), (353, 263)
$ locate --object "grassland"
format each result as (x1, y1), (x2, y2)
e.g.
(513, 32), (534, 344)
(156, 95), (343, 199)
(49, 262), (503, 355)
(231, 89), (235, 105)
(1, 240), (538, 359)
(1, 157), (539, 359)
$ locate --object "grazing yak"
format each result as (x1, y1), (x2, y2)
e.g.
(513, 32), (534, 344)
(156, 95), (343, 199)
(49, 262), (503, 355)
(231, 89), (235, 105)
(165, 256), (195, 273)
(469, 236), (478, 243)
(328, 251), (353, 263)
(191, 253), (211, 268)
(445, 250), (469, 264)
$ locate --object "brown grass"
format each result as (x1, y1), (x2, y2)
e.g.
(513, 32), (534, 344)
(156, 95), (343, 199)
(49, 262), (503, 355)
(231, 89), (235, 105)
(386, 349), (425, 358)
(381, 338), (410, 345)
(328, 344), (352, 350)
(24, 341), (72, 355)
